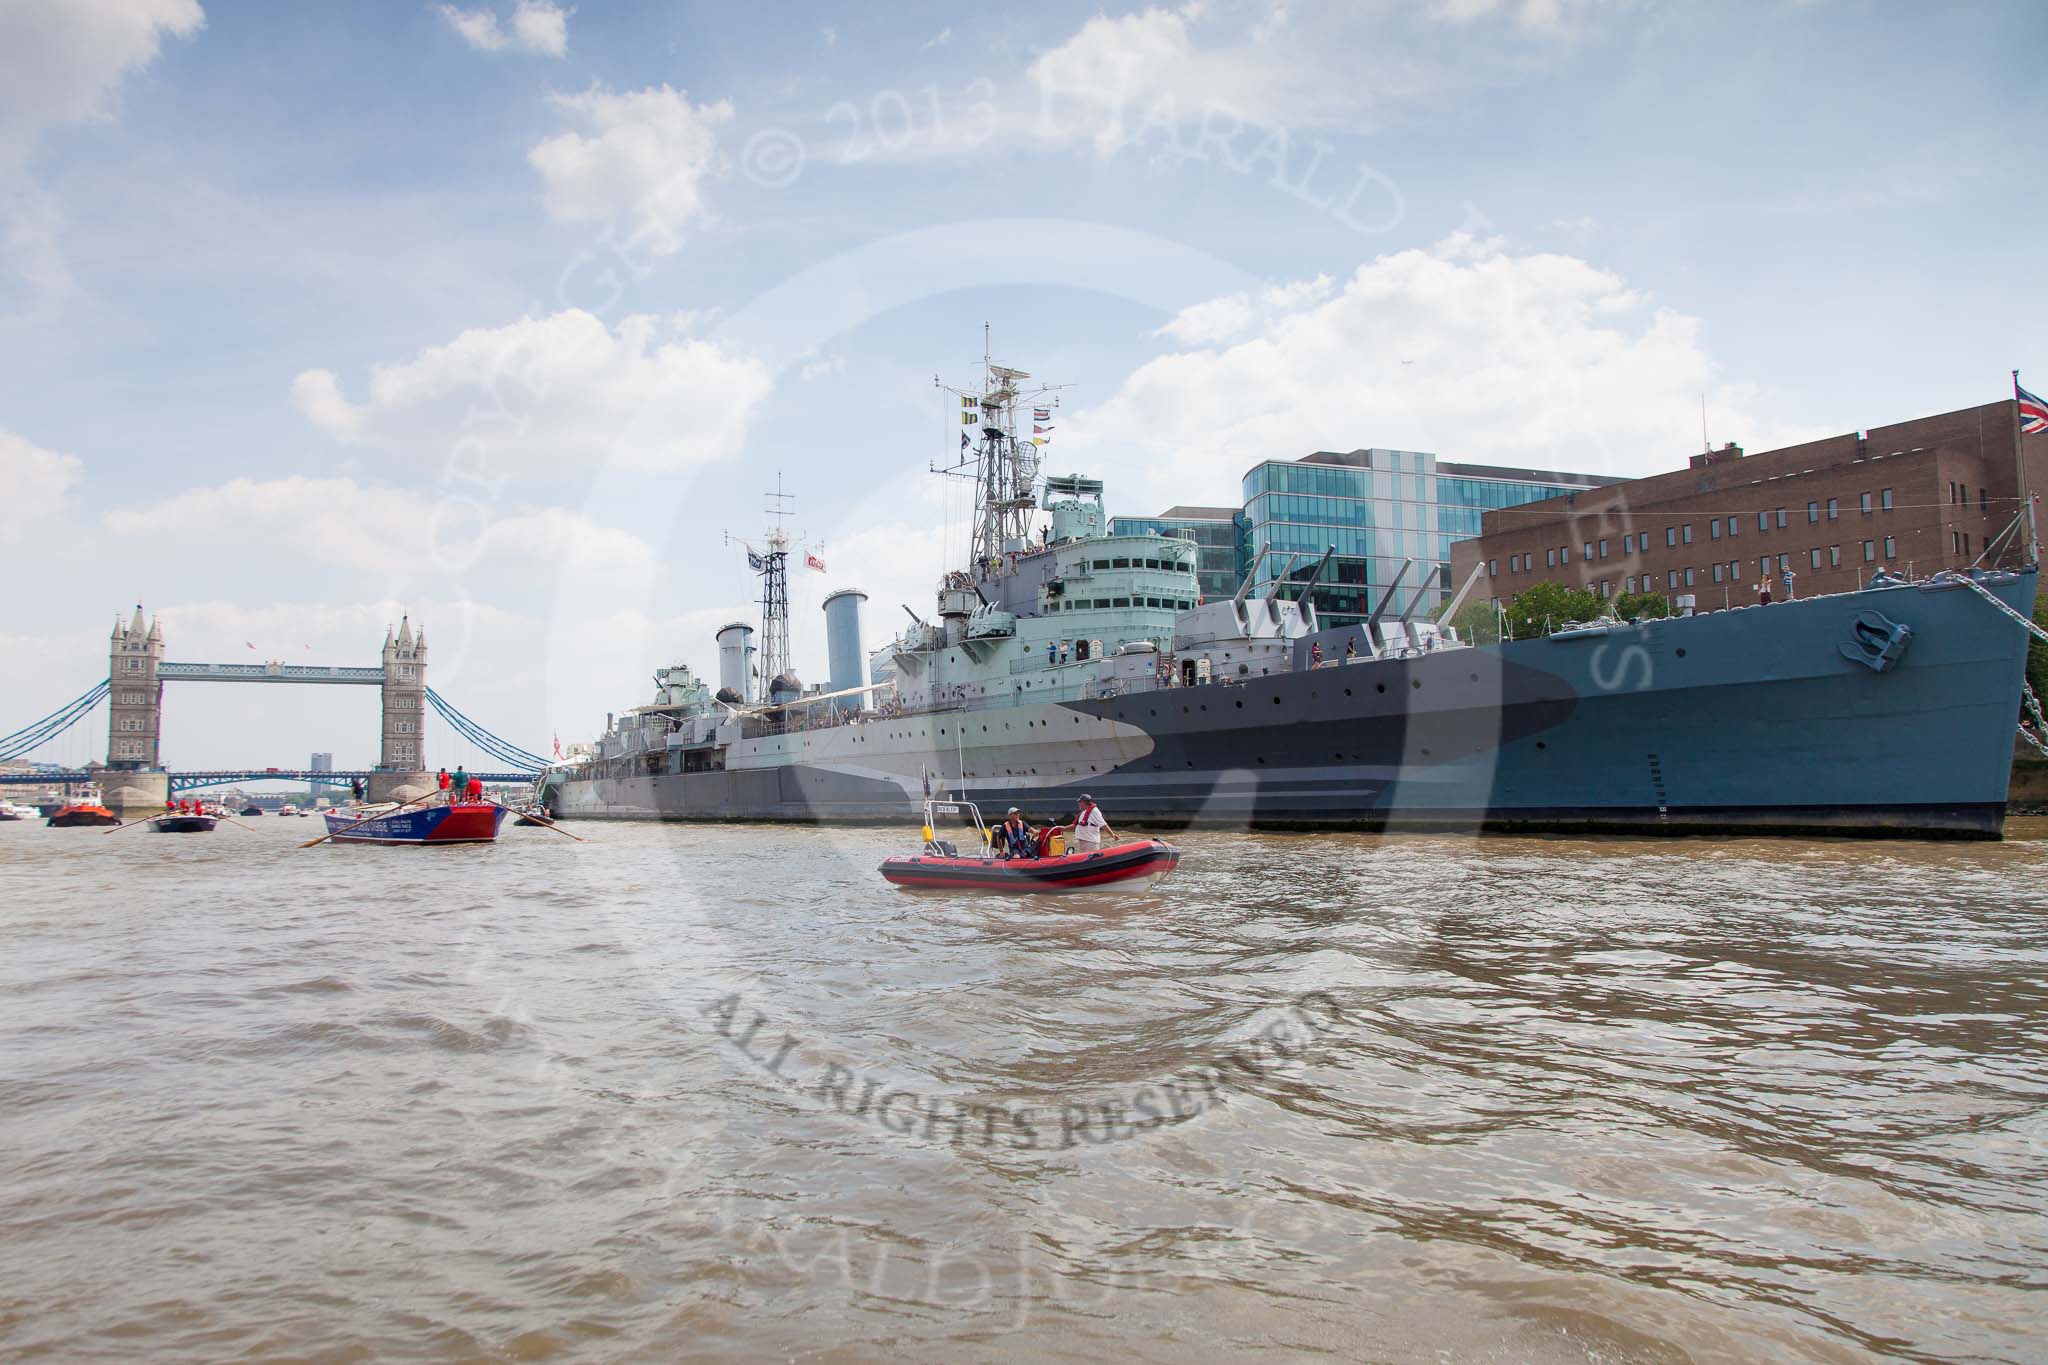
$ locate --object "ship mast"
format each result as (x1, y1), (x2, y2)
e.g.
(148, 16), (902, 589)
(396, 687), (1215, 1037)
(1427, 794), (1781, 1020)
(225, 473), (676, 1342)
(727, 476), (796, 691)
(934, 325), (1068, 576)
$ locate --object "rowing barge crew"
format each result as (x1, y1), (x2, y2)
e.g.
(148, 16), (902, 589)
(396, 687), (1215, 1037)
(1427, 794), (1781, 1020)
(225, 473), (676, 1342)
(880, 797), (1180, 892)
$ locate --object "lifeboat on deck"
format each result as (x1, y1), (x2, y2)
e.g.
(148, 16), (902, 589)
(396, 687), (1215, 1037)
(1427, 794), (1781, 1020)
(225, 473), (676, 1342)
(880, 799), (1179, 892)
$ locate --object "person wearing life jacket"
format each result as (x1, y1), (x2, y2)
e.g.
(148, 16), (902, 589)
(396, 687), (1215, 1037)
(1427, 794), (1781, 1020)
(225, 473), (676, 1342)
(1071, 794), (1111, 850)
(996, 807), (1034, 860)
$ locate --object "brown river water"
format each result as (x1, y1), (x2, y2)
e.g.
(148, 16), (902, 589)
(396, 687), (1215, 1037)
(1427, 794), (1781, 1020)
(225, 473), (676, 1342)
(2, 813), (2046, 1362)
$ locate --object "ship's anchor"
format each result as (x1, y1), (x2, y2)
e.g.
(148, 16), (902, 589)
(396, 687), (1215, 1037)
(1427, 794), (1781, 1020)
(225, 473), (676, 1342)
(1838, 610), (1914, 673)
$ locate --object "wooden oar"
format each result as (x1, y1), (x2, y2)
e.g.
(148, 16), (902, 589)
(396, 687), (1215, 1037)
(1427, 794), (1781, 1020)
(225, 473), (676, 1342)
(213, 812), (260, 833)
(299, 790), (439, 848)
(487, 798), (585, 842)
(103, 812), (162, 834)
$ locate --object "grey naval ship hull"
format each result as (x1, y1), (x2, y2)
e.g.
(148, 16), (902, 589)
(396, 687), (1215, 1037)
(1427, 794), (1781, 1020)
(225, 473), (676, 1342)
(548, 569), (2036, 838)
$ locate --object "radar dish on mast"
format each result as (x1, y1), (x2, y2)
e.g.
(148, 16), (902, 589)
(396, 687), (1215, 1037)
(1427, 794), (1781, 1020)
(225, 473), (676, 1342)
(932, 327), (1069, 577)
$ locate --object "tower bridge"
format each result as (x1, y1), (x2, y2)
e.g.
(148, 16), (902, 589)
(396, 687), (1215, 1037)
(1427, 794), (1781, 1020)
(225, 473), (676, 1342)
(0, 606), (548, 818)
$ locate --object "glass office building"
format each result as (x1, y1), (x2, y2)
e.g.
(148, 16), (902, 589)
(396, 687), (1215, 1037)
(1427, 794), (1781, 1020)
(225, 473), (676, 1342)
(1106, 505), (1246, 604)
(1241, 449), (1619, 627)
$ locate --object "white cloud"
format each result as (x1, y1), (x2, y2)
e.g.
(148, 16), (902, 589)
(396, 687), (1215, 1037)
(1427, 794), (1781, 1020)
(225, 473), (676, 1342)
(290, 309), (772, 476)
(436, 0), (568, 57)
(0, 428), (84, 541)
(528, 84), (731, 256)
(0, 0), (204, 157)
(1425, 0), (1612, 39)
(0, 0), (203, 307)
(103, 474), (656, 585)
(1153, 275), (1334, 345)
(1073, 235), (1766, 505)
(920, 26), (952, 50)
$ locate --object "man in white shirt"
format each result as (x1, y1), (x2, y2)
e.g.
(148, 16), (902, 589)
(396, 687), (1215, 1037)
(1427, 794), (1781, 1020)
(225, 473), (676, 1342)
(1071, 793), (1111, 850)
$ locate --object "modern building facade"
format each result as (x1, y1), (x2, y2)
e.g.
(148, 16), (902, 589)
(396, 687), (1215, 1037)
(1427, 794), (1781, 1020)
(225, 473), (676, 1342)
(1240, 449), (1621, 627)
(1113, 452), (1616, 628)
(1449, 400), (2047, 612)
(1106, 505), (1245, 603)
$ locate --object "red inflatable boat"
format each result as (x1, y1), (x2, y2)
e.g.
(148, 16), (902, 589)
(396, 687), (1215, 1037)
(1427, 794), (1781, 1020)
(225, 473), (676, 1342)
(881, 838), (1180, 891)
(880, 799), (1179, 892)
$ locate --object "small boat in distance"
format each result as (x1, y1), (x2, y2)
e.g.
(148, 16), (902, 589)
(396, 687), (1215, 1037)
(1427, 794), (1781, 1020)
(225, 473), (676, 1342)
(151, 811), (217, 833)
(239, 804), (263, 817)
(0, 802), (36, 822)
(47, 803), (119, 828)
(880, 800), (1179, 892)
(278, 803), (299, 817)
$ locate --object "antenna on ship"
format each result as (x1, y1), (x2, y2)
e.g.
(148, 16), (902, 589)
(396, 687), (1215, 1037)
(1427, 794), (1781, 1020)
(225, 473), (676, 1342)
(724, 473), (797, 695)
(933, 324), (1070, 579)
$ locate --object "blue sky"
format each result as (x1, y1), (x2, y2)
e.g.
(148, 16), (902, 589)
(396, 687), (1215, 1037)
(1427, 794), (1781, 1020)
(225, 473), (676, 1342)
(2, 0), (2044, 771)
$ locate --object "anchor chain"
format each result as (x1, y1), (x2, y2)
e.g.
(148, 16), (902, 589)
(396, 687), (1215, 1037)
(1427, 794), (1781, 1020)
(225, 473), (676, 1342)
(1938, 571), (2048, 757)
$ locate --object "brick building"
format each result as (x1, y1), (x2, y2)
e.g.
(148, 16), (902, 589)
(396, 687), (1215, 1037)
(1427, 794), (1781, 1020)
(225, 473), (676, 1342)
(1450, 400), (2047, 612)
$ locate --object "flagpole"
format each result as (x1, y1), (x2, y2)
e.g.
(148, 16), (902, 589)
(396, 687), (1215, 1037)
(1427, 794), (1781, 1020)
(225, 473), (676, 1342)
(2018, 370), (2040, 566)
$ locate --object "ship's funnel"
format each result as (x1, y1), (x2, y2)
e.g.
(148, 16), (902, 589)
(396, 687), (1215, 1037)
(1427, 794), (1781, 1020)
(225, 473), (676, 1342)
(821, 588), (868, 715)
(715, 621), (755, 703)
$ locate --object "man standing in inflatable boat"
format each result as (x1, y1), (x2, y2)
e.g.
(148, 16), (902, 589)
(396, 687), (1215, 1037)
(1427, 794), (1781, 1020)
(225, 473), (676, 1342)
(1072, 795), (1113, 851)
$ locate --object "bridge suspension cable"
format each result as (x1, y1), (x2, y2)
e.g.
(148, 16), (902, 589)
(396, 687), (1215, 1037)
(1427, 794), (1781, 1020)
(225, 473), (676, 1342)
(0, 681), (111, 763)
(424, 689), (548, 773)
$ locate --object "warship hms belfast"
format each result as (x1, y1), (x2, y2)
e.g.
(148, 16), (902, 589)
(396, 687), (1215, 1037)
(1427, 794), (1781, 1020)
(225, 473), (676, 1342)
(546, 347), (2042, 838)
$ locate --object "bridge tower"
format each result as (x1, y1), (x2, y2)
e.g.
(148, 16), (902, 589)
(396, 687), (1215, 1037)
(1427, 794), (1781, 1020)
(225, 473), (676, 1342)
(107, 604), (163, 771)
(378, 616), (427, 775)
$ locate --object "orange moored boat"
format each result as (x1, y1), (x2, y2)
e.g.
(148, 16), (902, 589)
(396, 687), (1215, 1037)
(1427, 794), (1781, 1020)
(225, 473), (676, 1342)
(47, 803), (119, 828)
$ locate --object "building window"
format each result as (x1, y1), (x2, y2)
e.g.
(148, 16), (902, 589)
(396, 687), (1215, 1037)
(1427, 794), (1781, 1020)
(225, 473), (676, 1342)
(1807, 501), (1819, 524)
(1561, 546), (1570, 565)
(1710, 520), (1721, 541)
(1981, 489), (1989, 514)
(1684, 567), (1695, 587)
(1712, 563), (1724, 583)
(1583, 541), (1593, 561)
(1884, 535), (1896, 558)
(1600, 580), (1612, 598)
(1665, 527), (1677, 547)
(1881, 488), (1894, 511)
(1860, 492), (1872, 514)
(1863, 540), (1875, 561)
(396, 720), (416, 734)
(1667, 569), (1678, 589)
(1952, 530), (1962, 554)
(1598, 538), (1609, 559)
(1487, 559), (1496, 576)
(1623, 533), (1634, 553)
(1726, 516), (1738, 538)
(1777, 508), (1788, 528)
(1757, 511), (1769, 533)
(1829, 545), (1841, 567)
(1827, 498), (1838, 520)
(1809, 548), (1822, 569)
(1626, 575), (1637, 593)
(1546, 548), (1556, 568)
(126, 659), (141, 672)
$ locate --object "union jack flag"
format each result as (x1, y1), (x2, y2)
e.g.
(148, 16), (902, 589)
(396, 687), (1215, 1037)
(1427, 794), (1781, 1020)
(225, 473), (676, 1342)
(2019, 379), (2048, 435)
